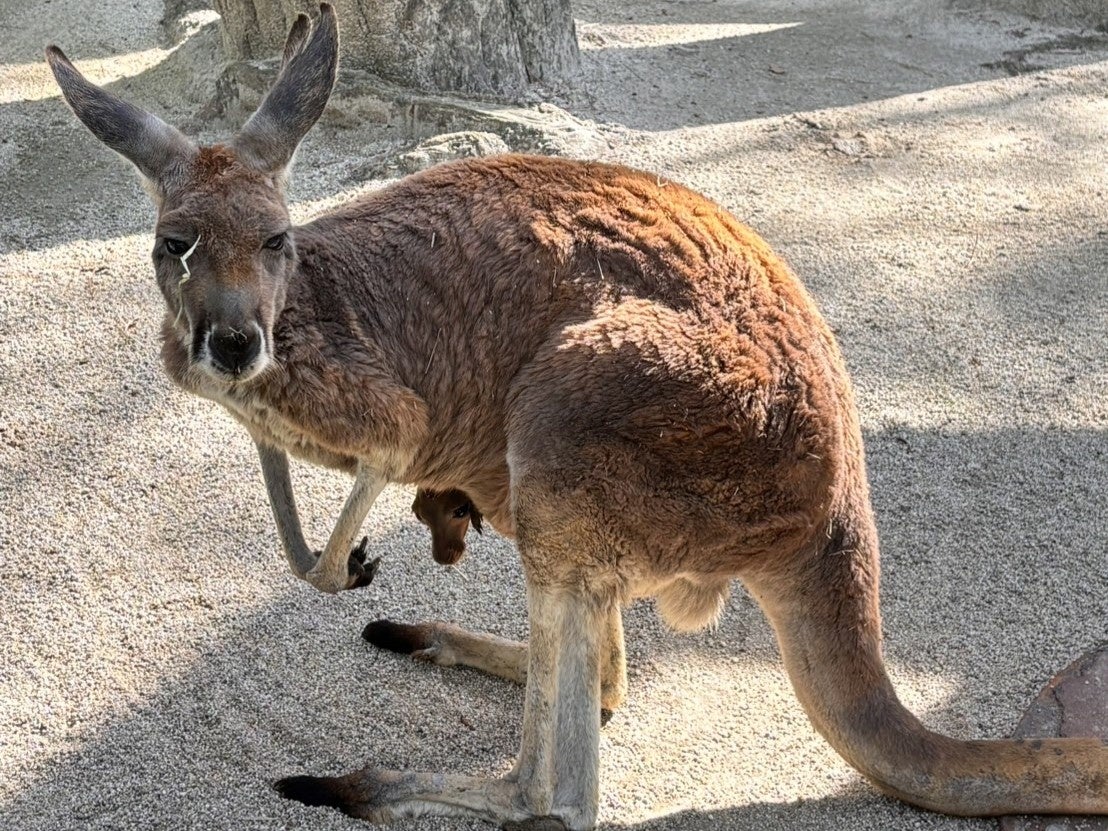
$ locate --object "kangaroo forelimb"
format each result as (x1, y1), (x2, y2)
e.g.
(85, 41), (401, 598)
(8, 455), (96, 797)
(309, 463), (387, 593)
(257, 442), (316, 576)
(256, 441), (386, 593)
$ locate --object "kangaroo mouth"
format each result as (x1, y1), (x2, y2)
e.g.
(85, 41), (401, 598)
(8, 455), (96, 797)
(433, 545), (466, 566)
(206, 356), (269, 383)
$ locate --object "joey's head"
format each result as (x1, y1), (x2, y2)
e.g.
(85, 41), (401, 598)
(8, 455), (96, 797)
(46, 5), (339, 386)
(412, 489), (484, 566)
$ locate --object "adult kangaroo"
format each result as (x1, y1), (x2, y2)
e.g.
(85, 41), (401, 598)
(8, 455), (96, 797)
(47, 5), (1107, 828)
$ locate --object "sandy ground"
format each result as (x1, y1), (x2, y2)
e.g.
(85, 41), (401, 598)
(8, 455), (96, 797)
(1, 1), (1106, 829)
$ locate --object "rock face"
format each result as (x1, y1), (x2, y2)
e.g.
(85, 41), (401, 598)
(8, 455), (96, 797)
(948, 0), (1107, 29)
(211, 0), (581, 96)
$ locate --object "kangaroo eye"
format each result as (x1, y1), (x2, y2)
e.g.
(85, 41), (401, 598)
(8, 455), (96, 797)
(164, 238), (193, 257)
(452, 504), (471, 519)
(264, 232), (287, 251)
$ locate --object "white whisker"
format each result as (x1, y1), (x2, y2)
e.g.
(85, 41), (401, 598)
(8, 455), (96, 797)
(174, 235), (201, 326)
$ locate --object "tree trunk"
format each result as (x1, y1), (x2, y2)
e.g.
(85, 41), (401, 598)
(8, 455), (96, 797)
(211, 0), (580, 97)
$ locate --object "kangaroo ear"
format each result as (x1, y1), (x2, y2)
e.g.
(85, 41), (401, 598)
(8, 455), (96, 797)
(282, 13), (312, 69)
(233, 4), (338, 176)
(45, 45), (195, 185)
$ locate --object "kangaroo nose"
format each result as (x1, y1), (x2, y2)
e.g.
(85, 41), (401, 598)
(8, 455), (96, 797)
(208, 325), (261, 374)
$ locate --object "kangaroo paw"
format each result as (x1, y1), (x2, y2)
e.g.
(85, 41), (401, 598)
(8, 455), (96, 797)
(308, 537), (379, 592)
(346, 536), (379, 588)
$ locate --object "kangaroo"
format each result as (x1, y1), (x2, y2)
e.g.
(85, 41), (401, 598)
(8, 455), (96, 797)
(47, 5), (1108, 829)
(411, 488), (484, 565)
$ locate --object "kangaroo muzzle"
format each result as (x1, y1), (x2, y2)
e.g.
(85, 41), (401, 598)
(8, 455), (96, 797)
(202, 321), (267, 379)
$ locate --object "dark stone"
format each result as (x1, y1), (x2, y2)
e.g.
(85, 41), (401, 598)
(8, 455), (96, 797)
(999, 645), (1108, 831)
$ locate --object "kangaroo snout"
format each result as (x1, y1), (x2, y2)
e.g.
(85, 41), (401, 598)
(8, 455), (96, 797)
(208, 324), (263, 375)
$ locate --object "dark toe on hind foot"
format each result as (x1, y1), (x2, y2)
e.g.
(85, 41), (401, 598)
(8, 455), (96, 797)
(274, 775), (350, 811)
(362, 619), (430, 654)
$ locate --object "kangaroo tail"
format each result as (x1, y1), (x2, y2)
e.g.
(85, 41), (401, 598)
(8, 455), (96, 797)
(743, 514), (1108, 816)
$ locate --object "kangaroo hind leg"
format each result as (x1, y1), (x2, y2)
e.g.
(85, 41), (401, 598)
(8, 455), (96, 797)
(278, 579), (609, 829)
(508, 581), (609, 829)
(363, 619), (528, 683)
(363, 605), (627, 715)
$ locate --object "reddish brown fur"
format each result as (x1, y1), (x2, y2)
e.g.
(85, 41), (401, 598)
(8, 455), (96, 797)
(48, 9), (1108, 826)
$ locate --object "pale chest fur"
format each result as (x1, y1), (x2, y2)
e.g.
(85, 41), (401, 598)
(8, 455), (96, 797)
(214, 384), (358, 473)
(221, 384), (421, 478)
(162, 327), (415, 476)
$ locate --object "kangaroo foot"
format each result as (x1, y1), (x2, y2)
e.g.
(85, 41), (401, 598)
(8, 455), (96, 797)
(275, 767), (530, 825)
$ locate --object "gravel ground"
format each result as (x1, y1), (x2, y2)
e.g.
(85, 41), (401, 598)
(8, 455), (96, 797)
(1, 1), (1106, 830)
